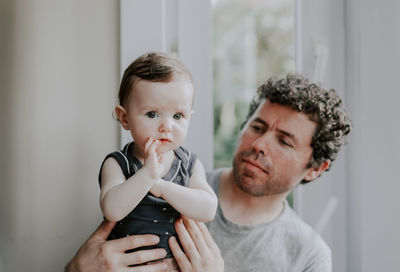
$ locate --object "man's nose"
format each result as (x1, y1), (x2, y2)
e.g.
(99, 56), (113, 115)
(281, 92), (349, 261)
(158, 118), (172, 133)
(252, 134), (272, 155)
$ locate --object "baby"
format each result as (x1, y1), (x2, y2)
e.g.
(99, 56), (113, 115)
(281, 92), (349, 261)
(98, 52), (217, 268)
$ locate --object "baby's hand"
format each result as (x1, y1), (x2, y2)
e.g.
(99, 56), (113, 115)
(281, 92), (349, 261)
(143, 138), (165, 180)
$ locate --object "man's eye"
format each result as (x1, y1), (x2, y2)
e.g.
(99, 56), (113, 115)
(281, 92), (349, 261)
(251, 125), (262, 132)
(279, 138), (292, 147)
(173, 113), (183, 120)
(146, 111), (158, 118)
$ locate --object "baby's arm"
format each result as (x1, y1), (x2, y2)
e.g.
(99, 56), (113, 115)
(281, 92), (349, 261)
(152, 159), (217, 222)
(100, 157), (158, 222)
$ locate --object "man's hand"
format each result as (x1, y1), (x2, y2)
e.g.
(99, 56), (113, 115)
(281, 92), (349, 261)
(65, 220), (168, 272)
(169, 218), (224, 272)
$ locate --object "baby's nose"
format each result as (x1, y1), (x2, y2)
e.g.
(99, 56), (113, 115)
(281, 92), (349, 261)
(158, 119), (172, 132)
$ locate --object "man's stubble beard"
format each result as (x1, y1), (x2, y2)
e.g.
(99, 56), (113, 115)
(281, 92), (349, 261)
(232, 150), (291, 197)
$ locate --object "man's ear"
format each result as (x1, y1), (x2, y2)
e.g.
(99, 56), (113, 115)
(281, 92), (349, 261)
(115, 105), (129, 130)
(304, 160), (331, 182)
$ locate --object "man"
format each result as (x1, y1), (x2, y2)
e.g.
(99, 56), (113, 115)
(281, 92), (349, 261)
(66, 74), (351, 272)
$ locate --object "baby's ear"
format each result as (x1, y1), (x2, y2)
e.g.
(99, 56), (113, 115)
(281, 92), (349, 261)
(115, 106), (129, 130)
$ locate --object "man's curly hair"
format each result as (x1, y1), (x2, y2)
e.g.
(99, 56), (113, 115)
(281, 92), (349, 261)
(242, 74), (352, 184)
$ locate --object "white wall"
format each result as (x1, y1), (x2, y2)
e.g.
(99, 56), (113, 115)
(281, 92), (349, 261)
(346, 0), (400, 271)
(295, 0), (348, 271)
(0, 1), (119, 271)
(297, 0), (400, 271)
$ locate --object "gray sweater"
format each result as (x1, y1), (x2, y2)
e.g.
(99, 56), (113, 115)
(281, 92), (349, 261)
(206, 169), (332, 272)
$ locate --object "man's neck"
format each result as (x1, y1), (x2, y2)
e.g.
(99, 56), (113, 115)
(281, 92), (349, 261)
(218, 168), (286, 226)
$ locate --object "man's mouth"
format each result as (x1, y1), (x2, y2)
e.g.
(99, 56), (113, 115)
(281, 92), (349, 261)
(242, 158), (269, 173)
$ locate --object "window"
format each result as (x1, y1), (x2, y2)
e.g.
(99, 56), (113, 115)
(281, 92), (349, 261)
(212, 0), (295, 168)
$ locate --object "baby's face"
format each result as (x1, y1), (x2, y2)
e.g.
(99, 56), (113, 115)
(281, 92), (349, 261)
(125, 78), (194, 158)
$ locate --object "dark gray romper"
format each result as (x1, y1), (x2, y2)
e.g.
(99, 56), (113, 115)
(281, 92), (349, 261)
(98, 141), (197, 258)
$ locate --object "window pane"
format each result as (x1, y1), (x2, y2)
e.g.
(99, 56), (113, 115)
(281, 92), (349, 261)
(212, 0), (295, 169)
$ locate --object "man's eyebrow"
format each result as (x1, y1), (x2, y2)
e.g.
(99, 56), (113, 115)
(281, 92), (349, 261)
(252, 117), (268, 126)
(252, 117), (299, 144)
(278, 129), (299, 145)
(252, 117), (299, 143)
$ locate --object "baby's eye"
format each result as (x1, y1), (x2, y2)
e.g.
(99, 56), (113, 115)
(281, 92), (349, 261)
(146, 111), (159, 119)
(173, 113), (183, 120)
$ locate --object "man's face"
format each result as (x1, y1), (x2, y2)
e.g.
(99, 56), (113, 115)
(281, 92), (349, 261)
(233, 99), (318, 196)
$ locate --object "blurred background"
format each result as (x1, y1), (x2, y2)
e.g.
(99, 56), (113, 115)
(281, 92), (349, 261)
(0, 0), (399, 271)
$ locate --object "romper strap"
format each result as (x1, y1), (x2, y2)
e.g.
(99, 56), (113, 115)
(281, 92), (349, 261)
(98, 151), (131, 188)
(187, 152), (197, 177)
(174, 146), (198, 177)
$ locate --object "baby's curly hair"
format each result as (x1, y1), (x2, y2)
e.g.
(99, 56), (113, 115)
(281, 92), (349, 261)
(242, 74), (352, 184)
